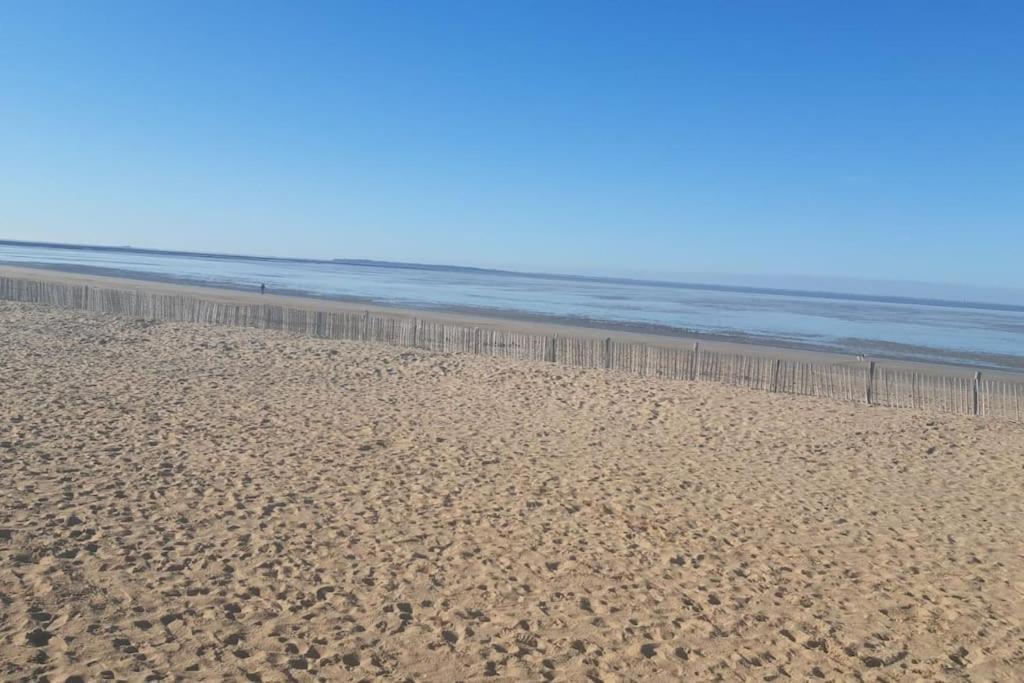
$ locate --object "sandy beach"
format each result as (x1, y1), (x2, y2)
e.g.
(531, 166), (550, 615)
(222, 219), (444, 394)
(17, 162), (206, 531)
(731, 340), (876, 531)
(2, 298), (1023, 681)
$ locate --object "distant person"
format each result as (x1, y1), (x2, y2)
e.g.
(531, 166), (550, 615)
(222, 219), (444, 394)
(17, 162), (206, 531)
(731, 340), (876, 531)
(260, 283), (266, 295)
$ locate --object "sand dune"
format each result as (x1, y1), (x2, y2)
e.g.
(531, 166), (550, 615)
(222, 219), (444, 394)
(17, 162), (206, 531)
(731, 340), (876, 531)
(1, 300), (1022, 681)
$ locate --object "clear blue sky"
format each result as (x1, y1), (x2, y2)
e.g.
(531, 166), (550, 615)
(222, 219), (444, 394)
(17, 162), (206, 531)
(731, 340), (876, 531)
(2, 1), (1022, 293)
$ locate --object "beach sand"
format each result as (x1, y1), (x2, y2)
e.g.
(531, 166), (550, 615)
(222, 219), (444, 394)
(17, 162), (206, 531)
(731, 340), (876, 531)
(1, 300), (1023, 681)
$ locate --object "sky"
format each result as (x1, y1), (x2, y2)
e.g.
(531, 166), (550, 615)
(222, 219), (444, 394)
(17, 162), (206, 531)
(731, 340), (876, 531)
(2, 1), (1023, 295)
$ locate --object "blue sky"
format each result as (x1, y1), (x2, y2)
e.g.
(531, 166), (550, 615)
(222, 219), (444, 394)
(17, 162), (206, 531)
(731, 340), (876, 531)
(2, 1), (1022, 294)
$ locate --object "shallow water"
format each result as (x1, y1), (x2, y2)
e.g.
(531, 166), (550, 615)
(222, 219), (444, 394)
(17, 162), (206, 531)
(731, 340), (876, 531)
(3, 242), (1022, 370)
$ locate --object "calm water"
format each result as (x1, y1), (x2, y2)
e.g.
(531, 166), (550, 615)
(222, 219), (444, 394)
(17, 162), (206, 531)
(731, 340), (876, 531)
(2, 242), (1023, 370)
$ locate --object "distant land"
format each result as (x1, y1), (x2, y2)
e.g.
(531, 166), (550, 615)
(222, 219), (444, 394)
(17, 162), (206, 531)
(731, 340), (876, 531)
(3, 238), (1023, 314)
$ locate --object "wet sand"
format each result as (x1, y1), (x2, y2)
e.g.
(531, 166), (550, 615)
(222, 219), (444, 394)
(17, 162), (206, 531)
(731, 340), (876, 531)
(1, 300), (1023, 681)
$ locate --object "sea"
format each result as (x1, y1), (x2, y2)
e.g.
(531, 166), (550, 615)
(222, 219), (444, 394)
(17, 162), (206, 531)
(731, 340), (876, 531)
(2, 241), (1022, 372)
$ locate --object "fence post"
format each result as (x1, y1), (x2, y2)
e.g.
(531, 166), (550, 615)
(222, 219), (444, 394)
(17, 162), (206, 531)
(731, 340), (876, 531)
(972, 371), (982, 416)
(548, 335), (557, 363)
(771, 359), (781, 393)
(691, 342), (699, 381)
(865, 361), (876, 405)
(604, 337), (613, 369)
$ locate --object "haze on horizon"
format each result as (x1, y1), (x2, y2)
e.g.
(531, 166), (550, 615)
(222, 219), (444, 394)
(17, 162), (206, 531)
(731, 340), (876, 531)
(2, 2), (1022, 300)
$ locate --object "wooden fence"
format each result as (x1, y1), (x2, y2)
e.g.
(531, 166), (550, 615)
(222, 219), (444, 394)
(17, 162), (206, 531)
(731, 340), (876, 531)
(1, 275), (1021, 423)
